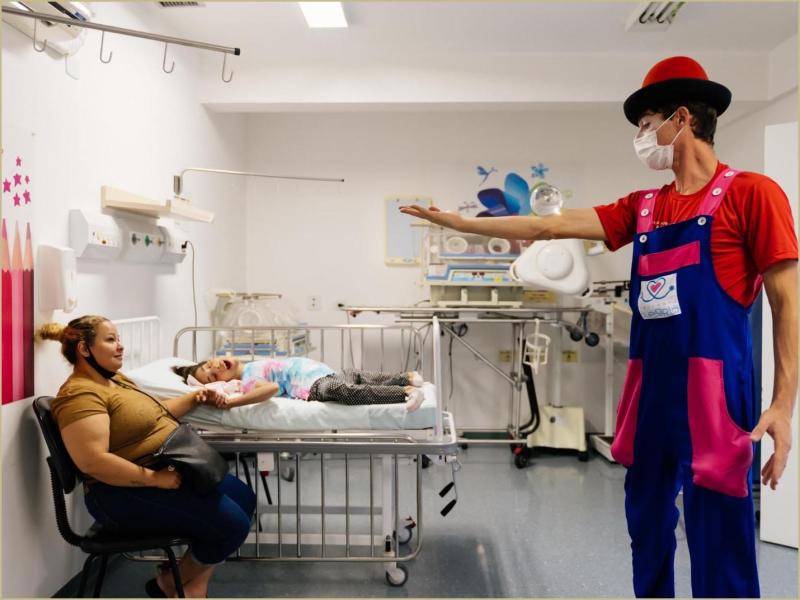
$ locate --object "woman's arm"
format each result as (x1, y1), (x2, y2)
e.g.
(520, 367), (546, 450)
(60, 414), (180, 488)
(224, 381), (280, 408)
(160, 389), (224, 417)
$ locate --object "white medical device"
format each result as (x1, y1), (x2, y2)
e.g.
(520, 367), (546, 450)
(508, 184), (591, 296)
(522, 320), (551, 374)
(422, 229), (525, 307)
(37, 244), (77, 313)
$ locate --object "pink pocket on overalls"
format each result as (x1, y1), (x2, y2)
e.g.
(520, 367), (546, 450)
(610, 359), (643, 467)
(687, 357), (753, 497)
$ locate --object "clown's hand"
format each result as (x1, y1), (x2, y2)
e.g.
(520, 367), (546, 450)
(751, 405), (793, 490)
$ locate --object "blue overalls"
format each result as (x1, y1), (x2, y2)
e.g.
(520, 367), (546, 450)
(610, 168), (760, 598)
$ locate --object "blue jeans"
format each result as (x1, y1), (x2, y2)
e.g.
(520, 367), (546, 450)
(84, 473), (256, 565)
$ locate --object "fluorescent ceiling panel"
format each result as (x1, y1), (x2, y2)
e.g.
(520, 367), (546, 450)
(299, 2), (347, 28)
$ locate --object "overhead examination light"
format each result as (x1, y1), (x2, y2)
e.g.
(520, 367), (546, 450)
(298, 2), (347, 28)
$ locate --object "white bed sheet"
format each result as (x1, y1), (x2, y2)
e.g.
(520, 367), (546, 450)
(125, 358), (437, 432)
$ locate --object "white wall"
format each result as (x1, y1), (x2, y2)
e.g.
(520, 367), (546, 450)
(241, 107), (674, 432)
(1, 3), (247, 596)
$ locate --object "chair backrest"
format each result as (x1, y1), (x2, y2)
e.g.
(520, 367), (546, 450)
(32, 396), (81, 494)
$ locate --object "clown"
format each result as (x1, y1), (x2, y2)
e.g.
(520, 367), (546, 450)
(401, 56), (797, 598)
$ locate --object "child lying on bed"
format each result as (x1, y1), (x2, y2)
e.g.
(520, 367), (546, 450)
(172, 357), (427, 412)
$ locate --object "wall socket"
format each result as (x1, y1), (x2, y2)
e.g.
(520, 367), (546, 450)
(499, 350), (512, 363)
(562, 350), (578, 363)
(308, 295), (321, 311)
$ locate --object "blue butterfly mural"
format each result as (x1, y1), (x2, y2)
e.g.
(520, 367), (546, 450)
(531, 163), (549, 179)
(476, 165), (497, 185)
(476, 172), (533, 217)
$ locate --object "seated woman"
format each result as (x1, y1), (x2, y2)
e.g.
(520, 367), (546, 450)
(39, 315), (255, 599)
(172, 356), (427, 411)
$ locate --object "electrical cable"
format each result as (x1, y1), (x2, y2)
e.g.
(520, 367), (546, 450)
(182, 240), (198, 360)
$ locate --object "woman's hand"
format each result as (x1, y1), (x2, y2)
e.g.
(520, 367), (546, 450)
(194, 388), (227, 408)
(151, 468), (182, 489)
(399, 205), (465, 231)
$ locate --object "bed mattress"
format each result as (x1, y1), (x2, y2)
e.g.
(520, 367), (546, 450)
(125, 358), (438, 432)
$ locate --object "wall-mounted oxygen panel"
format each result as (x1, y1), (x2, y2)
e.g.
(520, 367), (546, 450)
(118, 220), (165, 263)
(68, 209), (188, 264)
(69, 210), (124, 260)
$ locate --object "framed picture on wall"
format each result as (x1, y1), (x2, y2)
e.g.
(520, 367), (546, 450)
(384, 196), (432, 266)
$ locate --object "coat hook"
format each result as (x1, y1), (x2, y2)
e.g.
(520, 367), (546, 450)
(221, 52), (233, 83)
(162, 43), (175, 73)
(99, 31), (113, 64)
(33, 19), (48, 52)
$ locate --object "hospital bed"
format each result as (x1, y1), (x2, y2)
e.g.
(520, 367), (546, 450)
(115, 316), (458, 587)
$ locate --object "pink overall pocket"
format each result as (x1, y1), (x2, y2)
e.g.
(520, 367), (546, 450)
(687, 358), (753, 497)
(610, 359), (643, 467)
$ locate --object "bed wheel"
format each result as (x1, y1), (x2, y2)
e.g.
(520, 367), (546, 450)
(385, 564), (408, 587)
(280, 466), (295, 482)
(514, 452), (529, 469)
(578, 450), (589, 462)
(397, 525), (414, 545)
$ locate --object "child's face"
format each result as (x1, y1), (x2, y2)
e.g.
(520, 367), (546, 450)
(194, 357), (240, 384)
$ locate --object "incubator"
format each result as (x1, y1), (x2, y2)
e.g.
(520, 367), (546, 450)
(421, 183), (591, 306)
(211, 292), (309, 359)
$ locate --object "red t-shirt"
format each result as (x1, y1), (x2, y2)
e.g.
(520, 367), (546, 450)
(593, 162), (798, 307)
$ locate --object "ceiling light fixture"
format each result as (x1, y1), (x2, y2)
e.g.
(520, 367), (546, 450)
(625, 2), (685, 31)
(299, 2), (347, 29)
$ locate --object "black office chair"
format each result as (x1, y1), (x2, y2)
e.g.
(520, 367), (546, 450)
(33, 396), (190, 598)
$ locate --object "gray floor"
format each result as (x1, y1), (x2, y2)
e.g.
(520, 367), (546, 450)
(88, 447), (797, 598)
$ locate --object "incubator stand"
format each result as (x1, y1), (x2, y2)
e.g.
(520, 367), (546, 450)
(341, 305), (601, 467)
(420, 225), (527, 307)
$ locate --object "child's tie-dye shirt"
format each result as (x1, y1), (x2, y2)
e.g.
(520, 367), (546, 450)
(240, 358), (335, 400)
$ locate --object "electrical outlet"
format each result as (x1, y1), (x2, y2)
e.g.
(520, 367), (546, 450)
(562, 350), (578, 363)
(308, 295), (321, 311)
(499, 350), (512, 363)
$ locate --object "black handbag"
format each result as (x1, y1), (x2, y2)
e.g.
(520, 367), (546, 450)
(117, 378), (229, 495)
(152, 423), (229, 495)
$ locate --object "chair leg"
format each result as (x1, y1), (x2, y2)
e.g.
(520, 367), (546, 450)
(77, 554), (96, 597)
(164, 546), (185, 599)
(239, 453), (254, 490)
(92, 555), (109, 597)
(260, 471), (273, 505)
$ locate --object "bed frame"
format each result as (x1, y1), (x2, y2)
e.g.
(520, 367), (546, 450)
(118, 316), (458, 586)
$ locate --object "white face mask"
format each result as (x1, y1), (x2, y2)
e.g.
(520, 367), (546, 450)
(633, 112), (684, 170)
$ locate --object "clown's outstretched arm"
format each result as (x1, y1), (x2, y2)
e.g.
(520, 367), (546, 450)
(399, 205), (607, 242)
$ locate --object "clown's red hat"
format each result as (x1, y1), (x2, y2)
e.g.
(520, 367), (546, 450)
(623, 56), (731, 125)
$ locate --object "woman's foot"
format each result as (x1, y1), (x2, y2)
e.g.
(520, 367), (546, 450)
(407, 371), (424, 387)
(404, 387), (425, 412)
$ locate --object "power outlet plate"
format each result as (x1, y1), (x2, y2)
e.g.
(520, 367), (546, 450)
(308, 295), (321, 311)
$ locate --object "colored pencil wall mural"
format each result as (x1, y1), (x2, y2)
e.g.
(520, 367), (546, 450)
(2, 145), (35, 404)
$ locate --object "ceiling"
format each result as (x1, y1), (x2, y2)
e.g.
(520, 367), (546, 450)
(143, 1), (798, 66)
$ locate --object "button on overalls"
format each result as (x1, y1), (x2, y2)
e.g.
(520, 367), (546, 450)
(611, 168), (760, 598)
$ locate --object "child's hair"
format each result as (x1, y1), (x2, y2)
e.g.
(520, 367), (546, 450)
(172, 362), (206, 383)
(37, 316), (110, 365)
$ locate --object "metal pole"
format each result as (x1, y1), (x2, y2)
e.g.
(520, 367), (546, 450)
(174, 167), (344, 196)
(1, 6), (240, 55)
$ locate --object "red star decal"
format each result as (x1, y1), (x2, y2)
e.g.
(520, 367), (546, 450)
(2, 179), (9, 193)
(24, 175), (29, 184)
(15, 157), (21, 167)
(13, 194), (20, 206)
(23, 190), (31, 204)
(13, 173), (21, 186)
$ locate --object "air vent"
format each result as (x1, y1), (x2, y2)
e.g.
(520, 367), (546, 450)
(626, 2), (685, 31)
(158, 2), (204, 7)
